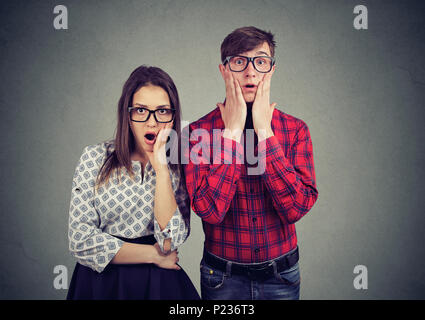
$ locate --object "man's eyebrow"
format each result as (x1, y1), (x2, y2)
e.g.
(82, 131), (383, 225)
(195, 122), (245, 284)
(256, 50), (270, 56)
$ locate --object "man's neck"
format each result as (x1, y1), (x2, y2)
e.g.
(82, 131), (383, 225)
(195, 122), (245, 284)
(244, 102), (254, 130)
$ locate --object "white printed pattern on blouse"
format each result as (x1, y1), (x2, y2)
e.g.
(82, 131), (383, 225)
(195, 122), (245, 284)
(68, 141), (190, 273)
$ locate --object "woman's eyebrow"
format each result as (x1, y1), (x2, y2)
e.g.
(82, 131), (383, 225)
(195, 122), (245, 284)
(134, 103), (171, 109)
(155, 104), (171, 109)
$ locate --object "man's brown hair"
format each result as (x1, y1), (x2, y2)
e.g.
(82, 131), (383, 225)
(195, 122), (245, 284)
(220, 26), (276, 63)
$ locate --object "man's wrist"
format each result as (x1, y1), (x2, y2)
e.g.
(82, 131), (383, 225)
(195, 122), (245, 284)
(257, 127), (274, 141)
(223, 128), (243, 143)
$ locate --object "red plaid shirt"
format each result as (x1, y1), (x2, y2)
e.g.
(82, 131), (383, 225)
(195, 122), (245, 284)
(183, 107), (318, 263)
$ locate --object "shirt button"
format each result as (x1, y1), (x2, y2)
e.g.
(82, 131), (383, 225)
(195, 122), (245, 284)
(252, 217), (257, 223)
(254, 248), (260, 254)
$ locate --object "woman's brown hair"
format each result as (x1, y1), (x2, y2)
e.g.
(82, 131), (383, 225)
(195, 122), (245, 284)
(96, 65), (183, 190)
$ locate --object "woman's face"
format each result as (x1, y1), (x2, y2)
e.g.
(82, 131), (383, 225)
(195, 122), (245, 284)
(129, 85), (174, 153)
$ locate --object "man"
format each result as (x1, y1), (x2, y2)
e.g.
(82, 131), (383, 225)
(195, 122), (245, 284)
(184, 26), (318, 300)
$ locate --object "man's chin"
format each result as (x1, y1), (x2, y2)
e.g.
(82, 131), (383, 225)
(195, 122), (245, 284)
(243, 94), (255, 103)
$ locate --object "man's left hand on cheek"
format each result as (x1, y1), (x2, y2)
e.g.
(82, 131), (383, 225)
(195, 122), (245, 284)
(252, 71), (276, 141)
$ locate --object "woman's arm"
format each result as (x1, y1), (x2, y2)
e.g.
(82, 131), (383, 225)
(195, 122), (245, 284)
(153, 170), (177, 252)
(147, 126), (190, 253)
(111, 242), (180, 270)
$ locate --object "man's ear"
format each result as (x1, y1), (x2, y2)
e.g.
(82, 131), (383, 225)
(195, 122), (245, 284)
(268, 65), (276, 78)
(218, 64), (224, 74)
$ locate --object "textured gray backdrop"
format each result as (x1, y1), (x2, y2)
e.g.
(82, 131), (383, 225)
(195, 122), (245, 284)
(0, 0), (424, 299)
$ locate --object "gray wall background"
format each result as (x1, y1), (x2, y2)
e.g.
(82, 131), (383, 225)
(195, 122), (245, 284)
(1, 0), (424, 299)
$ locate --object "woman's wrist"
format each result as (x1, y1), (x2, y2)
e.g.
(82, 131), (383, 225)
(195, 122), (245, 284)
(148, 245), (161, 265)
(155, 168), (171, 180)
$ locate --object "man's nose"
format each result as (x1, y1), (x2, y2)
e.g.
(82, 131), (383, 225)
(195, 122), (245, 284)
(244, 60), (257, 77)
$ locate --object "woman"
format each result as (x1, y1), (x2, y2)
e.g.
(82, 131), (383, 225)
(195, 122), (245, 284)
(66, 66), (200, 300)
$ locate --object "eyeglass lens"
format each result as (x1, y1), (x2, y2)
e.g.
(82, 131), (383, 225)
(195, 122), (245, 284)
(229, 56), (273, 72)
(130, 108), (174, 122)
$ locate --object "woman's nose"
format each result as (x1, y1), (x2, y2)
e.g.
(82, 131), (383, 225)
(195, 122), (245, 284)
(146, 113), (157, 126)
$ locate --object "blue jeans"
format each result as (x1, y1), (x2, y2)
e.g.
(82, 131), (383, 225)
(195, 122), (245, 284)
(200, 252), (300, 300)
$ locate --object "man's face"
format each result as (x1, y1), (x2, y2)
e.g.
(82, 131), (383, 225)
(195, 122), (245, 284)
(224, 41), (275, 103)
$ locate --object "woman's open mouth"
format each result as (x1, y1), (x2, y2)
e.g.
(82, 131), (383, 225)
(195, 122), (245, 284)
(144, 132), (157, 145)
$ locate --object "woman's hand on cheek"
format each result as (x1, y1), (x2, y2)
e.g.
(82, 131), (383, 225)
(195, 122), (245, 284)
(147, 123), (173, 174)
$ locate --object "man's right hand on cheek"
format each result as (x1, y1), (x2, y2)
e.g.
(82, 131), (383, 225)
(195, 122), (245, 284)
(217, 64), (247, 142)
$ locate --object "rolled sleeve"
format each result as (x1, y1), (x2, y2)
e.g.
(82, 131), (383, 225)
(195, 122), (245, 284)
(153, 176), (190, 252)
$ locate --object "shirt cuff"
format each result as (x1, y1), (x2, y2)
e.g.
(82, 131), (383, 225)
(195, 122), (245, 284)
(72, 234), (124, 273)
(153, 210), (182, 252)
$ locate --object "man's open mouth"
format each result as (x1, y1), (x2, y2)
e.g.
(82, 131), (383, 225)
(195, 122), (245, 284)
(245, 84), (256, 88)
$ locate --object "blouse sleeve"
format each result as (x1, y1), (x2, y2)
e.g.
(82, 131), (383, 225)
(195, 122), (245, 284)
(153, 173), (191, 252)
(68, 146), (124, 273)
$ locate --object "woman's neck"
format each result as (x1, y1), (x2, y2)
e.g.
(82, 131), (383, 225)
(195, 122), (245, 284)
(131, 147), (148, 166)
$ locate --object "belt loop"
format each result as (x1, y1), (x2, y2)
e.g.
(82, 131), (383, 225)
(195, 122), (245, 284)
(271, 260), (277, 276)
(225, 261), (232, 277)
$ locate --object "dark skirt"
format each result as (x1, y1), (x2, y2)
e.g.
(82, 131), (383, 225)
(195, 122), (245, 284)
(66, 235), (200, 300)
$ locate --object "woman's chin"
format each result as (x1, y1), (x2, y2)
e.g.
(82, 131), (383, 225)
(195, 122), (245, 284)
(139, 142), (153, 153)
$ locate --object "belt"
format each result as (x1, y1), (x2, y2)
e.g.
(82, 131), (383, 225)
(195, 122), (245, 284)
(203, 247), (299, 281)
(115, 234), (157, 245)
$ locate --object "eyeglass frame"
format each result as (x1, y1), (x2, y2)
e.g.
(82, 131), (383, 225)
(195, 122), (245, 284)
(127, 106), (176, 123)
(222, 55), (276, 73)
